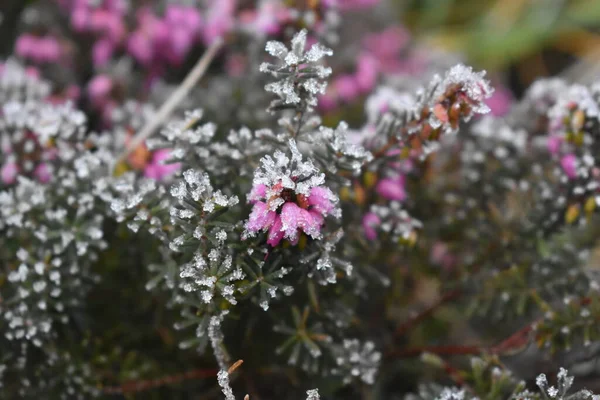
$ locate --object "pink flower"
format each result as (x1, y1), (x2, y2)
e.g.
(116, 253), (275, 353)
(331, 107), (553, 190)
(87, 75), (113, 108)
(34, 163), (51, 183)
(335, 75), (360, 102)
(15, 34), (36, 59)
(560, 154), (577, 179)
(376, 176), (406, 201)
(244, 181), (338, 246)
(547, 135), (563, 155)
(1, 162), (18, 185)
(92, 38), (115, 66)
(485, 84), (512, 117)
(362, 212), (380, 241)
(355, 53), (379, 92)
(37, 37), (62, 63)
(128, 31), (154, 66)
(202, 0), (236, 45)
(144, 149), (182, 181)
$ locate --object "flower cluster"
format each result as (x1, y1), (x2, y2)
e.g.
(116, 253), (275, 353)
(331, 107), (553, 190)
(244, 139), (340, 246)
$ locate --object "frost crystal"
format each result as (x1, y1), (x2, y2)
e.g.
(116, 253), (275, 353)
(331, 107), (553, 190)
(217, 370), (236, 400)
(261, 29), (333, 112)
(332, 339), (381, 385)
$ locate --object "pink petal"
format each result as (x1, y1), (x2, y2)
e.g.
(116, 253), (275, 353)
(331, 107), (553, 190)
(246, 202), (276, 233)
(248, 184), (267, 203)
(267, 215), (284, 246)
(280, 202), (302, 241)
(308, 186), (336, 216)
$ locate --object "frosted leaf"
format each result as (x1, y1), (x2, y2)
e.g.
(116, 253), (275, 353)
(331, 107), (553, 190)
(265, 41), (289, 59)
(217, 370), (236, 400)
(261, 29), (333, 112)
(306, 389), (320, 400)
(306, 43), (333, 62)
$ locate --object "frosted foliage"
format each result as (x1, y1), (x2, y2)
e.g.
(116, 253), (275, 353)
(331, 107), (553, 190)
(549, 84), (600, 131)
(209, 311), (229, 370)
(0, 58), (51, 102)
(179, 246), (244, 306)
(434, 65), (492, 114)
(525, 78), (569, 114)
(306, 389), (320, 400)
(1, 100), (87, 145)
(317, 122), (373, 173)
(261, 29), (333, 112)
(435, 388), (467, 400)
(332, 339), (381, 385)
(169, 169), (238, 230)
(217, 370), (236, 400)
(254, 139), (324, 197)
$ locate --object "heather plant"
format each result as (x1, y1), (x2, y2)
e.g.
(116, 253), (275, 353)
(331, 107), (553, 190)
(3, 1), (600, 400)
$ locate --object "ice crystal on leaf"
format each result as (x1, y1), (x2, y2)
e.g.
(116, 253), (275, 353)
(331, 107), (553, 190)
(261, 29), (333, 112)
(331, 339), (381, 385)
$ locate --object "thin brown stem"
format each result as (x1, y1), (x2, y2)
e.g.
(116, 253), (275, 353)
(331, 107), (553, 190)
(394, 289), (462, 339)
(102, 368), (218, 395)
(115, 37), (224, 167)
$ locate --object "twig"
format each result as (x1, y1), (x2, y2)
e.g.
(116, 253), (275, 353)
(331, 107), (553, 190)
(102, 367), (218, 395)
(394, 289), (462, 339)
(387, 321), (537, 360)
(114, 37), (224, 167)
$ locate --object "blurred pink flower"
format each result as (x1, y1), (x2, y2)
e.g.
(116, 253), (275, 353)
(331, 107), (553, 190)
(1, 162), (18, 185)
(485, 84), (513, 117)
(560, 154), (577, 179)
(376, 175), (406, 201)
(362, 212), (380, 241)
(34, 163), (52, 183)
(144, 149), (181, 181)
(547, 135), (563, 155)
(87, 75), (113, 108)
(203, 0), (236, 45)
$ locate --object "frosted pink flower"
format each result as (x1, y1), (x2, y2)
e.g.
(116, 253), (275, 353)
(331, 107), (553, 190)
(144, 149), (181, 181)
(376, 175), (406, 201)
(243, 141), (340, 246)
(560, 154), (577, 179)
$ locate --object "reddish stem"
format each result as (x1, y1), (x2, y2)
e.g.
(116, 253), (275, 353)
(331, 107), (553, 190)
(102, 368), (218, 395)
(394, 289), (462, 339)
